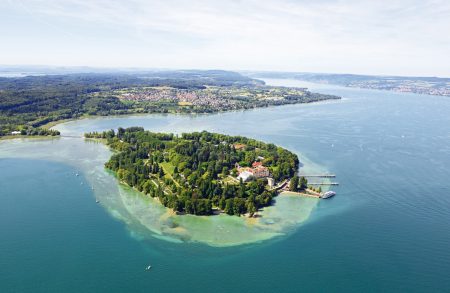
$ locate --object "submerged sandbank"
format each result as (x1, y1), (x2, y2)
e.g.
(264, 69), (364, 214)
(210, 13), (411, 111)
(0, 122), (328, 246)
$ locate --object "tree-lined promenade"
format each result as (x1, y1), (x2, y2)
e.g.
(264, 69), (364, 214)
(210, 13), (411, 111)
(85, 128), (300, 216)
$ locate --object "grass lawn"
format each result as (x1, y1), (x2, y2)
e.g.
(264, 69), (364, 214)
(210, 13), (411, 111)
(222, 175), (239, 185)
(159, 161), (181, 187)
(159, 161), (175, 176)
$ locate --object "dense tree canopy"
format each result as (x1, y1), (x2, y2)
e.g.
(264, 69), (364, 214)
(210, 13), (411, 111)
(87, 128), (299, 216)
(0, 72), (258, 136)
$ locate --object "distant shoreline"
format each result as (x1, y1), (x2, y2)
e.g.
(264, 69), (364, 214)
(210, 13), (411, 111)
(44, 97), (342, 132)
(249, 74), (450, 97)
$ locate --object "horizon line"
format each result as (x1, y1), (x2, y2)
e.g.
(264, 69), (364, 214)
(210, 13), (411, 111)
(0, 64), (449, 79)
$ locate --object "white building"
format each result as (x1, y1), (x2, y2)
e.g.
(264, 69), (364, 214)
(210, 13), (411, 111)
(237, 171), (254, 182)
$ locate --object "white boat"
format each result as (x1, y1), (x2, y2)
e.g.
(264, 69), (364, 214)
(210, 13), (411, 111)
(321, 191), (336, 199)
(145, 265), (152, 271)
(96, 199), (100, 203)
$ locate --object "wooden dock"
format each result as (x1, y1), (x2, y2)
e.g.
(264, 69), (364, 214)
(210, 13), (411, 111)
(300, 174), (336, 178)
(308, 182), (339, 186)
(300, 174), (339, 186)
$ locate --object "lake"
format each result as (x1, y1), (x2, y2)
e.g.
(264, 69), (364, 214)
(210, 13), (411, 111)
(1, 79), (450, 292)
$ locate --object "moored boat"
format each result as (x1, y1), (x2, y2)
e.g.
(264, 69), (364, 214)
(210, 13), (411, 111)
(321, 191), (336, 199)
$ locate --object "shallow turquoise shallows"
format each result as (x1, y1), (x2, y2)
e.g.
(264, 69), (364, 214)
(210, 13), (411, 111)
(1, 79), (450, 292)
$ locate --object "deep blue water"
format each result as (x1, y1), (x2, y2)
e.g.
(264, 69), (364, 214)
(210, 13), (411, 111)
(1, 79), (450, 292)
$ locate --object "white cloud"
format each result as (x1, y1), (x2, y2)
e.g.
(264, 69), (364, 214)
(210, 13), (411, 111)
(2, 0), (450, 76)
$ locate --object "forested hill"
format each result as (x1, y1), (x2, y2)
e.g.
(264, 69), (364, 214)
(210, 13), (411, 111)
(0, 70), (260, 136)
(0, 70), (339, 137)
(86, 128), (299, 216)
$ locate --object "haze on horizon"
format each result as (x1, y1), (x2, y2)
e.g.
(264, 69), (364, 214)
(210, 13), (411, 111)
(1, 0), (449, 77)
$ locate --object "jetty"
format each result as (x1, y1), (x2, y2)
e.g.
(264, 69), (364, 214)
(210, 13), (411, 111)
(282, 173), (339, 199)
(308, 182), (339, 186)
(300, 174), (336, 178)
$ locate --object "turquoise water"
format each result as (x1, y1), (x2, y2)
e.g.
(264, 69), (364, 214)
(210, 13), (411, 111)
(1, 79), (450, 291)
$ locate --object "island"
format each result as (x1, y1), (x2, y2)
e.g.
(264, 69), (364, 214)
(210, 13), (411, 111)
(0, 70), (340, 138)
(85, 127), (303, 216)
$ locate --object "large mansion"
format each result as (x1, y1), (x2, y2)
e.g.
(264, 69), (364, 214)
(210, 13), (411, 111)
(236, 162), (270, 182)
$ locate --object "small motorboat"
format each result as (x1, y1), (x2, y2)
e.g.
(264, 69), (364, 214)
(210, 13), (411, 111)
(145, 265), (152, 271)
(95, 199), (100, 203)
(75, 173), (79, 176)
(321, 191), (336, 199)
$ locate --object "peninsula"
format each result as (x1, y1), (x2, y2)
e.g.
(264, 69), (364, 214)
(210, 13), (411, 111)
(85, 127), (301, 216)
(0, 70), (340, 137)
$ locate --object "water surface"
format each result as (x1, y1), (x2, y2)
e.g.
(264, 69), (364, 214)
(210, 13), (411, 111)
(1, 79), (450, 292)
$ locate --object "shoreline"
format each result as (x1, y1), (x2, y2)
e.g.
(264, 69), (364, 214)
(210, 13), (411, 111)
(99, 133), (290, 219)
(46, 97), (342, 131)
(1, 94), (342, 140)
(261, 77), (449, 98)
(0, 117), (325, 247)
(281, 189), (322, 199)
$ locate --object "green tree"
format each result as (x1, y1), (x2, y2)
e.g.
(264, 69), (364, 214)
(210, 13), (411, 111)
(100, 128), (301, 217)
(224, 199), (234, 215)
(290, 175), (299, 192)
(158, 167), (165, 178)
(247, 201), (257, 217)
(299, 176), (308, 190)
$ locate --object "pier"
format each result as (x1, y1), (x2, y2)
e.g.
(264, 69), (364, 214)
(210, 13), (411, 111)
(308, 182), (339, 186)
(300, 174), (336, 178)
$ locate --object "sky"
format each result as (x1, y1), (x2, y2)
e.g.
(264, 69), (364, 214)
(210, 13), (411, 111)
(1, 0), (449, 77)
